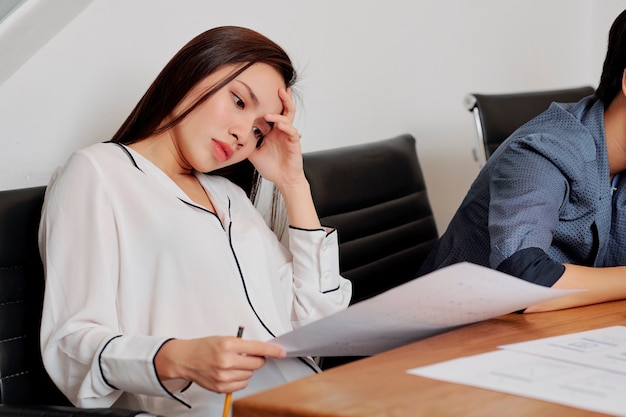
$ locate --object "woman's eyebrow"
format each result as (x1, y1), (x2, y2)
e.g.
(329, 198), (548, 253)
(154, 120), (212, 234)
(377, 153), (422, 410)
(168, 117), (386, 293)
(235, 80), (259, 105)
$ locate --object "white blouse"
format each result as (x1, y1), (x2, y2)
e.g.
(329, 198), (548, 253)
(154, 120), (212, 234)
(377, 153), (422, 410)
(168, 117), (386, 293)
(39, 142), (352, 417)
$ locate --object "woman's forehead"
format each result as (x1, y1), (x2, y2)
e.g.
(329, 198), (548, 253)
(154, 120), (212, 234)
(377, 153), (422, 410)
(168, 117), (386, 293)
(233, 63), (285, 111)
(182, 63), (285, 113)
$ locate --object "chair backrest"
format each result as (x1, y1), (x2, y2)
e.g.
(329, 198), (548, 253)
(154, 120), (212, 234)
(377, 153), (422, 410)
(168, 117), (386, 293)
(464, 86), (595, 167)
(303, 134), (438, 305)
(0, 186), (70, 406)
(303, 134), (438, 370)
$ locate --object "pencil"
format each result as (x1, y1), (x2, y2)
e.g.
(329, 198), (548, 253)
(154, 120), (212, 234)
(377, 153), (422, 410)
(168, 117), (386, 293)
(222, 326), (244, 417)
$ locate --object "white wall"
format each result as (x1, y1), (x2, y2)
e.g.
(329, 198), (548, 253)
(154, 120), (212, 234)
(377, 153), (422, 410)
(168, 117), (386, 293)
(0, 0), (624, 233)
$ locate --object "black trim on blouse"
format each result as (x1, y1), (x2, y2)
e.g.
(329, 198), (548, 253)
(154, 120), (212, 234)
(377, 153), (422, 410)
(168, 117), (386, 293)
(289, 225), (325, 233)
(98, 335), (122, 390)
(108, 142), (143, 172)
(322, 285), (341, 294)
(226, 199), (321, 375)
(153, 338), (192, 408)
(226, 197), (276, 338)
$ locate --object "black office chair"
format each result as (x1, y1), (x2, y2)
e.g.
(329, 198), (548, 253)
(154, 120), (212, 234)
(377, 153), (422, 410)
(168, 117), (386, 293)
(302, 134), (439, 369)
(464, 86), (595, 167)
(0, 186), (145, 417)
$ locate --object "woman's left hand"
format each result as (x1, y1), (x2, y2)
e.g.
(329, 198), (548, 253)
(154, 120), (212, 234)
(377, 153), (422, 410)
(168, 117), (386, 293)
(248, 87), (305, 188)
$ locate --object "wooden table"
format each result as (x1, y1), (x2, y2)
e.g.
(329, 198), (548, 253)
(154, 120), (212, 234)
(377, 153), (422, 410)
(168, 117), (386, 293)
(234, 299), (626, 416)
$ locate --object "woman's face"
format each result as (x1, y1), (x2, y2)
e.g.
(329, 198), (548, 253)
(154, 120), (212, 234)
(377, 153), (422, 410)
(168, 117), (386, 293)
(169, 63), (285, 173)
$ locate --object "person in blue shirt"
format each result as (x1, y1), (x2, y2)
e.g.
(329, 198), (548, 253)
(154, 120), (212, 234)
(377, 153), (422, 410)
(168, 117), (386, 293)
(418, 9), (626, 313)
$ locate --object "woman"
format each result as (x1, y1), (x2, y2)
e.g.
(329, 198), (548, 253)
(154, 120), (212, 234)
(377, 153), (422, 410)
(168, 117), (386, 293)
(38, 26), (352, 417)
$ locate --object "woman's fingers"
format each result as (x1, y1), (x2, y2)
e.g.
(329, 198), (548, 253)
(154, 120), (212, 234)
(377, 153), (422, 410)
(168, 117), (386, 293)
(263, 116), (300, 144)
(203, 339), (286, 392)
(264, 87), (297, 135)
(155, 336), (287, 394)
(279, 87), (296, 120)
(256, 87), (300, 146)
(235, 338), (286, 359)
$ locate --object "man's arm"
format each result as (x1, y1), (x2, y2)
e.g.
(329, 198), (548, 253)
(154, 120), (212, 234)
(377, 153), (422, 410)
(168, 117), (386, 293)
(525, 264), (626, 312)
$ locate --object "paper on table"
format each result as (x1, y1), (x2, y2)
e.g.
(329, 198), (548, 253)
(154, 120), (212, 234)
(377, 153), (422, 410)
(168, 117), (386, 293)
(271, 262), (580, 357)
(501, 325), (626, 374)
(408, 326), (626, 416)
(408, 349), (626, 417)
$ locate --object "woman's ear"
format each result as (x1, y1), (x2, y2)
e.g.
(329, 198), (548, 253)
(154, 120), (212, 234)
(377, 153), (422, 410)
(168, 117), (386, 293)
(622, 68), (626, 95)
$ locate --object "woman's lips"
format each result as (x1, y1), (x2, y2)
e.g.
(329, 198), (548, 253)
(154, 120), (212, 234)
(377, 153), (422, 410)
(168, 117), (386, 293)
(212, 139), (234, 162)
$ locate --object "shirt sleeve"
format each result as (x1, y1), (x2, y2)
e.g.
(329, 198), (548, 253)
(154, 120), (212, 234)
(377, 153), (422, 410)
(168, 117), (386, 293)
(487, 137), (570, 270)
(284, 226), (352, 328)
(39, 151), (184, 408)
(496, 247), (566, 287)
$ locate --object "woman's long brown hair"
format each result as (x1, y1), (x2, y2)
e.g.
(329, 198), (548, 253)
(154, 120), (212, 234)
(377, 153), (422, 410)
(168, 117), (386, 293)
(110, 26), (297, 199)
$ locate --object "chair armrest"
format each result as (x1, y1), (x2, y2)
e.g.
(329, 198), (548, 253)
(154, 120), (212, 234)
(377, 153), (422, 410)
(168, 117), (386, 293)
(0, 405), (154, 417)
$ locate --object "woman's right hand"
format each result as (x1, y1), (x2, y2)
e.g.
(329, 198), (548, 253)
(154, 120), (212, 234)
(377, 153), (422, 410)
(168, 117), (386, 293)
(154, 336), (286, 393)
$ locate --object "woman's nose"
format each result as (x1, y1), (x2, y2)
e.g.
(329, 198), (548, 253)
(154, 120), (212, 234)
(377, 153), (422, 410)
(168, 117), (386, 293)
(227, 128), (242, 149)
(229, 122), (252, 146)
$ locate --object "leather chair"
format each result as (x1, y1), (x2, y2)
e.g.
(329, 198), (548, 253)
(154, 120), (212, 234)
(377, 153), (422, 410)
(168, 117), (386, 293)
(0, 186), (145, 416)
(302, 134), (439, 369)
(464, 86), (595, 167)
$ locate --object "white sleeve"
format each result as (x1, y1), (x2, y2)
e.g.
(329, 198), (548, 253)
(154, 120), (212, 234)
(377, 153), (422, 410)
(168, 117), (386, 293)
(39, 151), (182, 408)
(285, 226), (352, 328)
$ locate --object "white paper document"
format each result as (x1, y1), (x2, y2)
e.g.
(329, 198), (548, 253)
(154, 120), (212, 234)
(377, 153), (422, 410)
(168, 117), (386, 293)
(502, 325), (626, 374)
(271, 262), (579, 357)
(408, 326), (626, 416)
